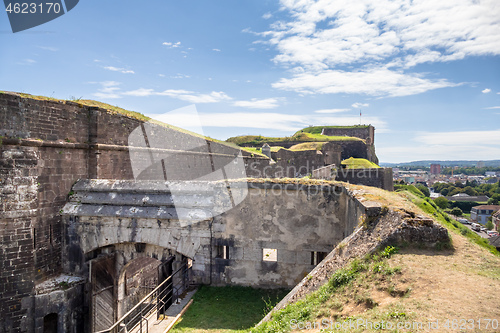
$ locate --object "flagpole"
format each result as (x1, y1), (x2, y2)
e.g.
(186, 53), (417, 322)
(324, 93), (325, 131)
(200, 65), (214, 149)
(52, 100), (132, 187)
(359, 110), (361, 125)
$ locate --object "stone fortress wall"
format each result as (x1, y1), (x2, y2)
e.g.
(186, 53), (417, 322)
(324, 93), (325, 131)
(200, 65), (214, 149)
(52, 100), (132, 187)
(0, 91), (391, 332)
(0, 92), (269, 332)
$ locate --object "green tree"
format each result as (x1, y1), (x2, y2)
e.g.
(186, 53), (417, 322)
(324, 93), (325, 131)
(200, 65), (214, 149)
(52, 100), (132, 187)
(450, 207), (463, 216)
(434, 197), (449, 210)
(488, 194), (500, 205)
(448, 187), (462, 197)
(485, 220), (494, 231)
(416, 184), (430, 197)
(464, 186), (478, 196)
(440, 187), (450, 196)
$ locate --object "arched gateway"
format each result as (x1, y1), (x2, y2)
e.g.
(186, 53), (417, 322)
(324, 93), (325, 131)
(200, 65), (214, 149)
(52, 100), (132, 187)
(62, 179), (364, 331)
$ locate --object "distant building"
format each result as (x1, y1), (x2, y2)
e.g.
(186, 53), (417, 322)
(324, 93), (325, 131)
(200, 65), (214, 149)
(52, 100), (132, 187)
(471, 205), (500, 224)
(445, 193), (490, 202)
(477, 161), (485, 168)
(493, 210), (500, 231)
(486, 177), (499, 185)
(485, 171), (496, 177)
(403, 176), (415, 184)
(430, 164), (441, 175)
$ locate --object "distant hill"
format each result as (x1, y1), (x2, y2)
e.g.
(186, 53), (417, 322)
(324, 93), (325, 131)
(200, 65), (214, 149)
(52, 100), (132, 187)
(380, 160), (500, 168)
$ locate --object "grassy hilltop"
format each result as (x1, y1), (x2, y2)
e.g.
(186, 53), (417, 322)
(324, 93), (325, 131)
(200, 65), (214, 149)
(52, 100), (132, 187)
(225, 126), (367, 146)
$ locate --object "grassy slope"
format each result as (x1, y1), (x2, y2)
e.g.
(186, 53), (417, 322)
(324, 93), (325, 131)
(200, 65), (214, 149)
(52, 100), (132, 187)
(288, 142), (326, 151)
(252, 185), (500, 333)
(296, 125), (370, 135)
(225, 132), (363, 146)
(341, 157), (380, 169)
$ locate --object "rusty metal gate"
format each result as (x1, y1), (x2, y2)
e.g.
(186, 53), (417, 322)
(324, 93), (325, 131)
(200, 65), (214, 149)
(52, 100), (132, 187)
(91, 254), (116, 332)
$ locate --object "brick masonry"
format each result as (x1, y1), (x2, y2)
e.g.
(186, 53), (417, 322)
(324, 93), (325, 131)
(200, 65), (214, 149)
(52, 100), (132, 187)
(0, 92), (273, 332)
(0, 91), (388, 331)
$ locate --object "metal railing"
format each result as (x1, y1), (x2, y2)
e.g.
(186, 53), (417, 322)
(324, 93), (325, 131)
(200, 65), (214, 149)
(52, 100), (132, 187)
(96, 263), (191, 333)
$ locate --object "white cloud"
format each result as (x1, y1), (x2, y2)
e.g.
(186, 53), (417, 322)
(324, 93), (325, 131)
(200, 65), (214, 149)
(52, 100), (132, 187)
(378, 144), (500, 163)
(314, 108), (350, 114)
(263, 0), (500, 97)
(159, 90), (231, 103)
(482, 88), (492, 93)
(170, 73), (191, 79)
(414, 129), (500, 146)
(93, 81), (122, 99)
(213, 48), (221, 52)
(103, 66), (135, 74)
(163, 41), (181, 48)
(147, 112), (386, 132)
(122, 88), (231, 103)
(352, 102), (369, 108)
(262, 12), (273, 19)
(17, 59), (36, 65)
(38, 46), (58, 52)
(484, 106), (500, 109)
(232, 98), (281, 109)
(272, 67), (459, 97)
(122, 88), (155, 97)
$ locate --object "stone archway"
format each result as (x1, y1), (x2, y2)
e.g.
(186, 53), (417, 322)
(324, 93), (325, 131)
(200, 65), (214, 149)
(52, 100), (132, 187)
(116, 256), (162, 318)
(86, 242), (189, 330)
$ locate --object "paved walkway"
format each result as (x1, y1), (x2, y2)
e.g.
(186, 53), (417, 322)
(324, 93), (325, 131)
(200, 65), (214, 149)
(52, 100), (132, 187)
(130, 288), (197, 333)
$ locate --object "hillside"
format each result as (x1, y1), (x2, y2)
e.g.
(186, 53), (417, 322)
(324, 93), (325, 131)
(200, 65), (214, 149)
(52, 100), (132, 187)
(341, 157), (380, 169)
(252, 185), (500, 333)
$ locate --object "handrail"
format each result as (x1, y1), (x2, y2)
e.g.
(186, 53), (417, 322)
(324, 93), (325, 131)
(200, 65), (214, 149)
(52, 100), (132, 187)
(96, 262), (190, 333)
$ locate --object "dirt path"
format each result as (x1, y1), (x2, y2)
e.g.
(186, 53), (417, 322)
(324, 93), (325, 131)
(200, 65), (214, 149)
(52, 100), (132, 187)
(296, 233), (500, 333)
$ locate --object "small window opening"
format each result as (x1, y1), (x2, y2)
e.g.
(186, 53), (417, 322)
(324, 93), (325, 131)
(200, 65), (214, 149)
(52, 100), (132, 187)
(43, 313), (58, 333)
(311, 251), (327, 265)
(263, 248), (277, 262)
(215, 245), (229, 259)
(135, 243), (146, 253)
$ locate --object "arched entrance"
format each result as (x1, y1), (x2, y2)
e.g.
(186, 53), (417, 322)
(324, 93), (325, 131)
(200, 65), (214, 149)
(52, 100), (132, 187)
(87, 242), (189, 332)
(116, 256), (175, 318)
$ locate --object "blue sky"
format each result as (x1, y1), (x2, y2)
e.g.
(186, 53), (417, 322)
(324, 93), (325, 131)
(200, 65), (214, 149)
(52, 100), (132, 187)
(1, 0), (499, 163)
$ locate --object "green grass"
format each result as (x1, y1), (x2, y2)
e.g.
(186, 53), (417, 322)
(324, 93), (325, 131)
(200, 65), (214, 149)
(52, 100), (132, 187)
(171, 249), (401, 333)
(341, 157), (380, 169)
(295, 125), (370, 136)
(395, 185), (499, 256)
(171, 286), (289, 333)
(251, 247), (401, 333)
(225, 132), (363, 146)
(289, 142), (326, 151)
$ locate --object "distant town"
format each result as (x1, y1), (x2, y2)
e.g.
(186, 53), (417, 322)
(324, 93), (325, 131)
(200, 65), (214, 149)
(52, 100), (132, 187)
(392, 161), (500, 244)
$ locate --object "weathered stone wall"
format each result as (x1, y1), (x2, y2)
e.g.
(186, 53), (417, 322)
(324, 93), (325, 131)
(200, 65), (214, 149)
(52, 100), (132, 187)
(0, 91), (383, 331)
(321, 126), (375, 145)
(211, 182), (364, 287)
(336, 167), (394, 191)
(0, 146), (38, 332)
(0, 92), (269, 332)
(62, 180), (365, 289)
(242, 140), (377, 165)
